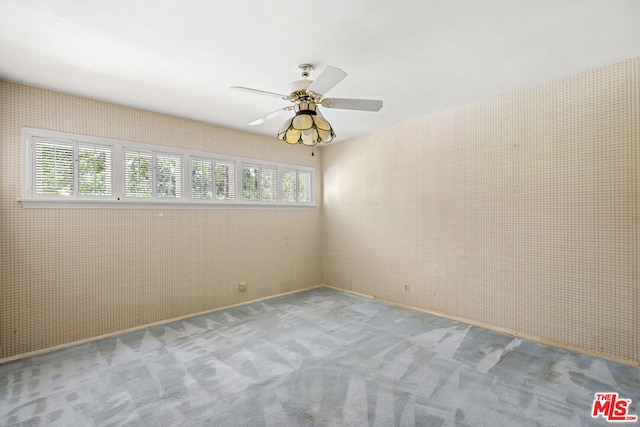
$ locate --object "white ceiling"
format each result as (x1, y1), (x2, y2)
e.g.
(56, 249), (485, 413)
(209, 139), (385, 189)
(1, 0), (639, 142)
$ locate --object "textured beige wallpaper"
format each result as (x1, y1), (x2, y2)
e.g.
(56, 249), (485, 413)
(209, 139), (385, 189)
(2, 57), (639, 364)
(322, 57), (639, 364)
(0, 82), (322, 359)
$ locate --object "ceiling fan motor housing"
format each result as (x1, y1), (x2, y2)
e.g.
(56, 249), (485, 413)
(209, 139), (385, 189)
(287, 80), (317, 103)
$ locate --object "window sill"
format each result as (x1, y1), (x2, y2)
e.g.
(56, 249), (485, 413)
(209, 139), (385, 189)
(18, 198), (317, 210)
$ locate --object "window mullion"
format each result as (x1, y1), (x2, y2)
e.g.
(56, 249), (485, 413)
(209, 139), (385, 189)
(257, 167), (263, 201)
(112, 146), (123, 200)
(237, 163), (244, 203)
(73, 142), (79, 198)
(277, 167), (283, 202)
(151, 152), (157, 199)
(185, 154), (193, 200)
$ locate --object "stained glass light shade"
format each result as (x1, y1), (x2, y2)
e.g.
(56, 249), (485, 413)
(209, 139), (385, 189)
(277, 102), (335, 146)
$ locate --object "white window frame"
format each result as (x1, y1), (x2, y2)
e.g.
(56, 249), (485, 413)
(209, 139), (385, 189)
(123, 148), (154, 199)
(20, 128), (316, 209)
(77, 143), (113, 198)
(26, 135), (115, 200)
(281, 167), (313, 204)
(123, 148), (183, 200)
(241, 163), (278, 203)
(190, 156), (237, 201)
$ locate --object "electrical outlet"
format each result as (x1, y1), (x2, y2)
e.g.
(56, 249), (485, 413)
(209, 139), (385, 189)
(403, 283), (409, 293)
(239, 282), (247, 292)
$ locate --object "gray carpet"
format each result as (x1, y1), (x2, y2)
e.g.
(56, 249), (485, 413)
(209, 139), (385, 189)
(0, 288), (638, 426)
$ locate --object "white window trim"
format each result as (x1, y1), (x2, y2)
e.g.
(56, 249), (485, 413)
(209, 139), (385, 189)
(190, 157), (237, 201)
(281, 167), (313, 204)
(241, 163), (279, 203)
(20, 128), (316, 209)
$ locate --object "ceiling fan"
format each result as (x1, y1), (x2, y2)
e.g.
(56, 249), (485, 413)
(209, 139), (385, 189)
(231, 64), (383, 146)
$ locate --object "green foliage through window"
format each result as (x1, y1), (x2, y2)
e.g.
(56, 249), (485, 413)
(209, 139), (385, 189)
(283, 169), (311, 203)
(192, 158), (213, 199)
(192, 158), (235, 200)
(78, 145), (111, 195)
(156, 154), (181, 198)
(125, 150), (153, 197)
(215, 161), (235, 200)
(242, 166), (259, 201)
(242, 165), (277, 201)
(283, 169), (297, 202)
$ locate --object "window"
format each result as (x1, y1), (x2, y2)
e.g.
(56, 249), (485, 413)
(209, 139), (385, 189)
(214, 160), (235, 200)
(22, 128), (314, 208)
(78, 145), (112, 196)
(192, 158), (236, 200)
(242, 164), (276, 202)
(283, 169), (297, 202)
(261, 166), (277, 202)
(242, 166), (259, 201)
(35, 140), (74, 195)
(124, 150), (152, 197)
(283, 168), (311, 203)
(33, 138), (112, 197)
(191, 158), (213, 199)
(156, 153), (181, 198)
(124, 150), (182, 198)
(298, 170), (311, 203)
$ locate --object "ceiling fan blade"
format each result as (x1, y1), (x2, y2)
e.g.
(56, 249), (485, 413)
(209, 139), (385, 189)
(306, 66), (347, 96)
(231, 86), (287, 99)
(321, 98), (383, 111)
(248, 106), (293, 126)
